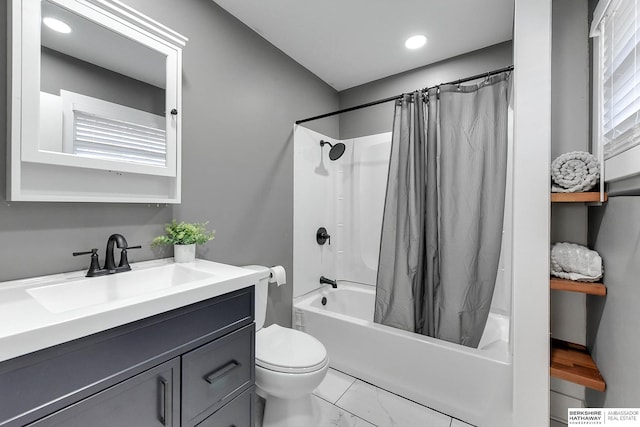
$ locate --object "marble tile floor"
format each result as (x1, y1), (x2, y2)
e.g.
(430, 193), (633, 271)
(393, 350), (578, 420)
(256, 368), (475, 427)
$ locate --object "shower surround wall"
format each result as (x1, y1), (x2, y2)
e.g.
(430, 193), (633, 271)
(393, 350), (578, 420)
(335, 133), (390, 286)
(293, 126), (392, 297)
(293, 126), (339, 298)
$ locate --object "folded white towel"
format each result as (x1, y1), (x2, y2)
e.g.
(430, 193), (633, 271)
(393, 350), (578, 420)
(551, 151), (599, 193)
(550, 242), (603, 282)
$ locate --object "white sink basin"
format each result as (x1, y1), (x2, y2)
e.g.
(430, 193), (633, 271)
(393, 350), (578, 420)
(27, 264), (213, 313)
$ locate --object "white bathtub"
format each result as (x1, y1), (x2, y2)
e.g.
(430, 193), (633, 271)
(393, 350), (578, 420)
(293, 282), (513, 427)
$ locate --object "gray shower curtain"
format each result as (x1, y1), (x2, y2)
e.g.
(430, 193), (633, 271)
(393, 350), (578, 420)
(374, 73), (510, 348)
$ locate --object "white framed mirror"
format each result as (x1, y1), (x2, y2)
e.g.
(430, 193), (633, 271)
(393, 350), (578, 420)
(8, 0), (187, 203)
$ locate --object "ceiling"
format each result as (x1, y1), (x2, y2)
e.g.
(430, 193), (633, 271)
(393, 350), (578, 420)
(212, 0), (514, 91)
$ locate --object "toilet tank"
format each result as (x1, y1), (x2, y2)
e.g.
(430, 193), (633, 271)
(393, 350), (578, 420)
(241, 265), (271, 330)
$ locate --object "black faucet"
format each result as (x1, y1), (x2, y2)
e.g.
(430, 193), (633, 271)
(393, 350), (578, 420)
(105, 234), (131, 273)
(73, 234), (141, 277)
(320, 276), (337, 288)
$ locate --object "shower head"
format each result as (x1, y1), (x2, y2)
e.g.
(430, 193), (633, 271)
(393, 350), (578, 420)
(320, 140), (346, 161)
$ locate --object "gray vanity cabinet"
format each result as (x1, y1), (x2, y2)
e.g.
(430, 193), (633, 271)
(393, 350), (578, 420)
(0, 287), (256, 427)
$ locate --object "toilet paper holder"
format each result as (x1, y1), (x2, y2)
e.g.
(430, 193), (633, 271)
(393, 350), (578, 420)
(268, 265), (287, 286)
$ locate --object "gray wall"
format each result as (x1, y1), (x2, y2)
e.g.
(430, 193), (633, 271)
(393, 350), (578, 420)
(41, 47), (165, 115)
(338, 41), (513, 139)
(1, 0), (339, 327)
(587, 199), (640, 407)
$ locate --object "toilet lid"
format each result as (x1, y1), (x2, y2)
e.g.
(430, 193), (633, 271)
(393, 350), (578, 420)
(256, 324), (328, 373)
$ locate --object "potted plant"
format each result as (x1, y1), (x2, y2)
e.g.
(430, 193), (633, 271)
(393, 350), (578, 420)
(152, 220), (215, 263)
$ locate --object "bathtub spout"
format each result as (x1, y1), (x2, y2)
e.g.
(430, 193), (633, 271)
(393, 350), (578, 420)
(319, 276), (337, 288)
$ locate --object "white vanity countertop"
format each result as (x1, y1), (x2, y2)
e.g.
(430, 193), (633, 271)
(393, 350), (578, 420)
(0, 259), (263, 363)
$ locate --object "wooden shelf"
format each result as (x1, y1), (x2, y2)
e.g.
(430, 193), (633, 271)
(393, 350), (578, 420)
(550, 277), (607, 296)
(550, 338), (606, 391)
(551, 192), (607, 203)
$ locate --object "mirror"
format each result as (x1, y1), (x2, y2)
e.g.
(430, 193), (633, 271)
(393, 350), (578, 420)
(40, 0), (168, 168)
(8, 0), (187, 202)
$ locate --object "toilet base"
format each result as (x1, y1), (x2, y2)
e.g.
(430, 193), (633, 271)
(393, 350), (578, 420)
(261, 394), (319, 427)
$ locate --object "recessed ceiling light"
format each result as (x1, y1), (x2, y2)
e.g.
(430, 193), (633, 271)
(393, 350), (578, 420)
(405, 35), (427, 50)
(43, 17), (72, 34)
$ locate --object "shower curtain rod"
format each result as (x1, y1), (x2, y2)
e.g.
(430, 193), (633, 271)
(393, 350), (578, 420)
(295, 65), (514, 125)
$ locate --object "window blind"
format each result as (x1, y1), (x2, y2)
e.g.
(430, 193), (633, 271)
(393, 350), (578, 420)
(73, 111), (167, 167)
(600, 0), (640, 158)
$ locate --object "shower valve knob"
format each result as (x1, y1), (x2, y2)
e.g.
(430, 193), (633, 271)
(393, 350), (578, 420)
(316, 227), (331, 245)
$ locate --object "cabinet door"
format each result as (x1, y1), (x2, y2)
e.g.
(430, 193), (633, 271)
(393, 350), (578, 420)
(27, 358), (180, 427)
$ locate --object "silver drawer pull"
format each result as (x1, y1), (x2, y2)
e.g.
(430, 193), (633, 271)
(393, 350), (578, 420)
(204, 360), (241, 384)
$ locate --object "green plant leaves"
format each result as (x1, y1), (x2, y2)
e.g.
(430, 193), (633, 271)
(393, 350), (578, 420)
(151, 220), (215, 246)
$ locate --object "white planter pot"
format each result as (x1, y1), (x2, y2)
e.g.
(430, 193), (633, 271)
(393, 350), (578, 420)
(174, 244), (196, 263)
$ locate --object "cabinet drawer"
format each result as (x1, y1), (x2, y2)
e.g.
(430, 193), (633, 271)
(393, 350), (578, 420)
(196, 387), (255, 427)
(182, 323), (255, 426)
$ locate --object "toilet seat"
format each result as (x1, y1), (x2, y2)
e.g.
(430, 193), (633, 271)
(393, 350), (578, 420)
(256, 324), (328, 374)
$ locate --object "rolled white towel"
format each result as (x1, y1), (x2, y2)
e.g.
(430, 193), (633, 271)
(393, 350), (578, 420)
(551, 151), (599, 193)
(550, 242), (603, 282)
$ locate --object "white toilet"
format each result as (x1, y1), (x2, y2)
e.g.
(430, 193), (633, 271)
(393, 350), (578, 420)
(243, 265), (329, 427)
